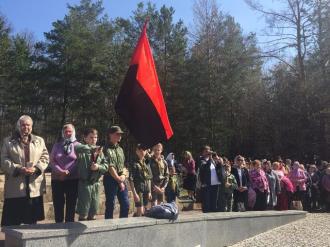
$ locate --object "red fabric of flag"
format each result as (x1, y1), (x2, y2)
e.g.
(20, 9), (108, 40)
(115, 21), (173, 148)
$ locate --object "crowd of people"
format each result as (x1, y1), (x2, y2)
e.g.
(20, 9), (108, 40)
(191, 146), (330, 214)
(0, 115), (175, 226)
(1, 115), (330, 227)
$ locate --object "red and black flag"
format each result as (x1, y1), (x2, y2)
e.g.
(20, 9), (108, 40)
(115, 21), (173, 148)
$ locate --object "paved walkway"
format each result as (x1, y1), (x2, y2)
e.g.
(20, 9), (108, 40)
(230, 213), (330, 247)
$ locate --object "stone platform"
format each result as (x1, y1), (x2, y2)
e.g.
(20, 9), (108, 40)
(3, 210), (306, 247)
(0, 174), (136, 221)
(0, 174), (197, 221)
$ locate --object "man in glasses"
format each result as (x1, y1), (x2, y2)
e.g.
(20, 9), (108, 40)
(232, 155), (249, 211)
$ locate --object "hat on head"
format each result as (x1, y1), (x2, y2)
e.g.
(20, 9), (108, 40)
(108, 125), (124, 134)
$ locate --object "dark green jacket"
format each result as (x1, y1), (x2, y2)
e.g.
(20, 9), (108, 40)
(104, 143), (125, 176)
(149, 157), (169, 188)
(75, 144), (108, 183)
(129, 158), (152, 193)
(220, 173), (238, 194)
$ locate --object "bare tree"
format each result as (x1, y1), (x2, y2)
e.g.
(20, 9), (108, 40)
(245, 0), (314, 84)
(312, 0), (330, 80)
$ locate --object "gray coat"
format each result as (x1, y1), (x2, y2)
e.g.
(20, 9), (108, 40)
(266, 170), (281, 207)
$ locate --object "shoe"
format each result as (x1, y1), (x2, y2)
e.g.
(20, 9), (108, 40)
(87, 215), (96, 220)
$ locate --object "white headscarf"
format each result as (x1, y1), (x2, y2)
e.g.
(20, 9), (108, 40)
(62, 124), (77, 154)
(166, 152), (175, 167)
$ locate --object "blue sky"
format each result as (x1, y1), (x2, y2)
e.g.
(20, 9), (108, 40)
(0, 0), (282, 41)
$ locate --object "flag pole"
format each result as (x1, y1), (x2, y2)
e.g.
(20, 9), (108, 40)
(141, 17), (149, 36)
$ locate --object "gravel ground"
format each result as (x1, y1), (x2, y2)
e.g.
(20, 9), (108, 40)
(230, 213), (330, 247)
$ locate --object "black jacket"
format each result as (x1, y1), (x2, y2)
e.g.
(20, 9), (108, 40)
(232, 167), (249, 187)
(199, 158), (222, 186)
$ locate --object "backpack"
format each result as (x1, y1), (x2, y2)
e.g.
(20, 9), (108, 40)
(145, 202), (179, 221)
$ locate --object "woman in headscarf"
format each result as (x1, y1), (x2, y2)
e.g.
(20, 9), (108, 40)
(50, 123), (79, 223)
(1, 115), (49, 226)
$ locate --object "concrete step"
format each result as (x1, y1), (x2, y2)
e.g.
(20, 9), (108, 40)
(0, 196), (198, 221)
(3, 210), (307, 247)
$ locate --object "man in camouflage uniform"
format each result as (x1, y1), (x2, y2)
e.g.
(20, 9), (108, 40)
(103, 126), (129, 219)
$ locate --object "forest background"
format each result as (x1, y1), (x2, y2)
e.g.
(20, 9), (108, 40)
(0, 0), (330, 162)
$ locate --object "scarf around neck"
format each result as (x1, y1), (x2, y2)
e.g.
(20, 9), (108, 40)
(62, 130), (77, 155)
